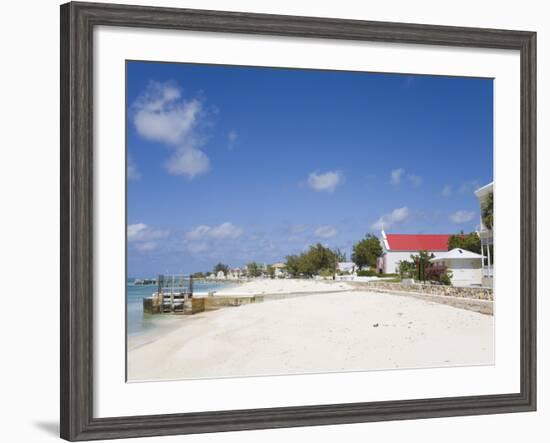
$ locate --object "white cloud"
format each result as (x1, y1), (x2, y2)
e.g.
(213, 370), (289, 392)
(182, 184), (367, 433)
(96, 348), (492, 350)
(315, 225), (337, 238)
(449, 210), (475, 223)
(390, 169), (422, 187)
(186, 242), (209, 253)
(127, 223), (169, 242)
(371, 207), (410, 230)
(132, 81), (210, 179)
(459, 179), (481, 194)
(135, 241), (159, 252)
(185, 222), (243, 241)
(165, 147), (210, 178)
(209, 222), (244, 240)
(127, 154), (141, 181)
(408, 174), (423, 187)
(441, 185), (452, 197)
(307, 171), (343, 192)
(390, 168), (405, 185)
(127, 223), (147, 240)
(133, 82), (200, 146)
(228, 130), (238, 149)
(288, 224), (307, 234)
(185, 225), (211, 241)
(127, 223), (169, 252)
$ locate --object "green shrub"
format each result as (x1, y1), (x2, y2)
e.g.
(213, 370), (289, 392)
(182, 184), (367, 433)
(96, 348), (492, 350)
(319, 268), (334, 277)
(448, 232), (481, 253)
(397, 260), (416, 278)
(285, 243), (343, 277)
(357, 269), (378, 277)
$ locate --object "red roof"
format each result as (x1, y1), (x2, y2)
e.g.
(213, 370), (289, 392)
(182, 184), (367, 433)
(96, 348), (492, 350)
(385, 234), (451, 251)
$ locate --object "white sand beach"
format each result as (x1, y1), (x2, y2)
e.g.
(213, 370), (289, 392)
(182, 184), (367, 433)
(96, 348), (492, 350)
(211, 278), (353, 295)
(128, 279), (494, 381)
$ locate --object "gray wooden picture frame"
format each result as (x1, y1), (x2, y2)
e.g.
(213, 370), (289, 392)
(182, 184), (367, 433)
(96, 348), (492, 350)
(60, 2), (537, 441)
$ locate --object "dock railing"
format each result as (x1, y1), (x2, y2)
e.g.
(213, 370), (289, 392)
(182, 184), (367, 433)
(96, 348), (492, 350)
(155, 274), (194, 313)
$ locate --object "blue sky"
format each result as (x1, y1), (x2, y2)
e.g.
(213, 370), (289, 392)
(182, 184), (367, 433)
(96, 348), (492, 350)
(126, 61), (493, 277)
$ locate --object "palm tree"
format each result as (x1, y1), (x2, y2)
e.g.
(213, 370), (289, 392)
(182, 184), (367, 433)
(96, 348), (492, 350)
(481, 192), (493, 230)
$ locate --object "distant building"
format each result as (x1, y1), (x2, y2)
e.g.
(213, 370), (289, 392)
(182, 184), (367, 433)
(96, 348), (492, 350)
(227, 268), (243, 280)
(377, 230), (452, 274)
(271, 262), (288, 278)
(474, 182), (494, 287)
(430, 248), (483, 287)
(216, 270), (225, 279)
(337, 262), (356, 274)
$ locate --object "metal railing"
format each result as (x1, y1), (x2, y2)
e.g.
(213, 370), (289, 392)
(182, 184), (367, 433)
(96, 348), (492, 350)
(156, 275), (194, 313)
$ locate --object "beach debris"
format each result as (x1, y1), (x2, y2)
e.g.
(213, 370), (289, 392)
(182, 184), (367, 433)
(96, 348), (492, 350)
(373, 323), (379, 328)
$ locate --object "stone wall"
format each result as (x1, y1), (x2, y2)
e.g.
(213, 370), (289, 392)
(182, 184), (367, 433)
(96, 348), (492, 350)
(364, 281), (493, 301)
(184, 298), (205, 314)
(202, 295), (261, 310)
(142, 297), (159, 314)
(143, 294), (263, 315)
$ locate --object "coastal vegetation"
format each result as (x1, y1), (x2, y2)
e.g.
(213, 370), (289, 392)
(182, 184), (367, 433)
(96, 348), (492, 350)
(356, 269), (379, 277)
(397, 250), (452, 285)
(213, 262), (229, 275)
(351, 234), (383, 270)
(189, 230), (479, 285)
(246, 262), (262, 278)
(448, 231), (481, 253)
(357, 270), (398, 278)
(481, 191), (494, 230)
(285, 243), (345, 277)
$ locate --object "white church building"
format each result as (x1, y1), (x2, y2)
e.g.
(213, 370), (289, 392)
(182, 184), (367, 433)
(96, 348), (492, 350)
(377, 230), (453, 274)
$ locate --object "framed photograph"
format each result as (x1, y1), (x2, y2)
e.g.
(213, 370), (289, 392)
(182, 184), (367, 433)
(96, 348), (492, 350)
(60, 1), (536, 440)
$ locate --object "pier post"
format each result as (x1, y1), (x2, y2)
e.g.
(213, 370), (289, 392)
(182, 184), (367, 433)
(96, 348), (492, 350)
(158, 275), (164, 314)
(170, 275), (174, 312)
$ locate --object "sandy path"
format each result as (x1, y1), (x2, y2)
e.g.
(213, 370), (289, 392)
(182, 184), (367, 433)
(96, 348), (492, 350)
(127, 291), (494, 381)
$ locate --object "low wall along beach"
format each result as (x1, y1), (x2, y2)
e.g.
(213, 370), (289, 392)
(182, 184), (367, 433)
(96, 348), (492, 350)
(365, 281), (493, 300)
(361, 281), (494, 315)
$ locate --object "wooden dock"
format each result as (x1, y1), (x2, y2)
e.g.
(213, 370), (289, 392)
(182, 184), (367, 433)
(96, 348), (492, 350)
(142, 274), (263, 315)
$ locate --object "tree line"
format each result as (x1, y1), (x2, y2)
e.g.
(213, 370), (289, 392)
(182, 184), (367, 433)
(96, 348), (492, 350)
(284, 235), (382, 278)
(191, 220), (491, 280)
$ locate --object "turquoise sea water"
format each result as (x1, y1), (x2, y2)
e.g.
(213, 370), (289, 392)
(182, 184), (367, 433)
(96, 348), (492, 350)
(127, 278), (237, 336)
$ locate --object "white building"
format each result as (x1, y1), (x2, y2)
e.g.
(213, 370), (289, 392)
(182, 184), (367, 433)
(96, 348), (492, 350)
(226, 268), (243, 280)
(474, 182), (494, 287)
(271, 262), (288, 278)
(430, 248), (483, 287)
(377, 230), (452, 274)
(337, 262), (356, 274)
